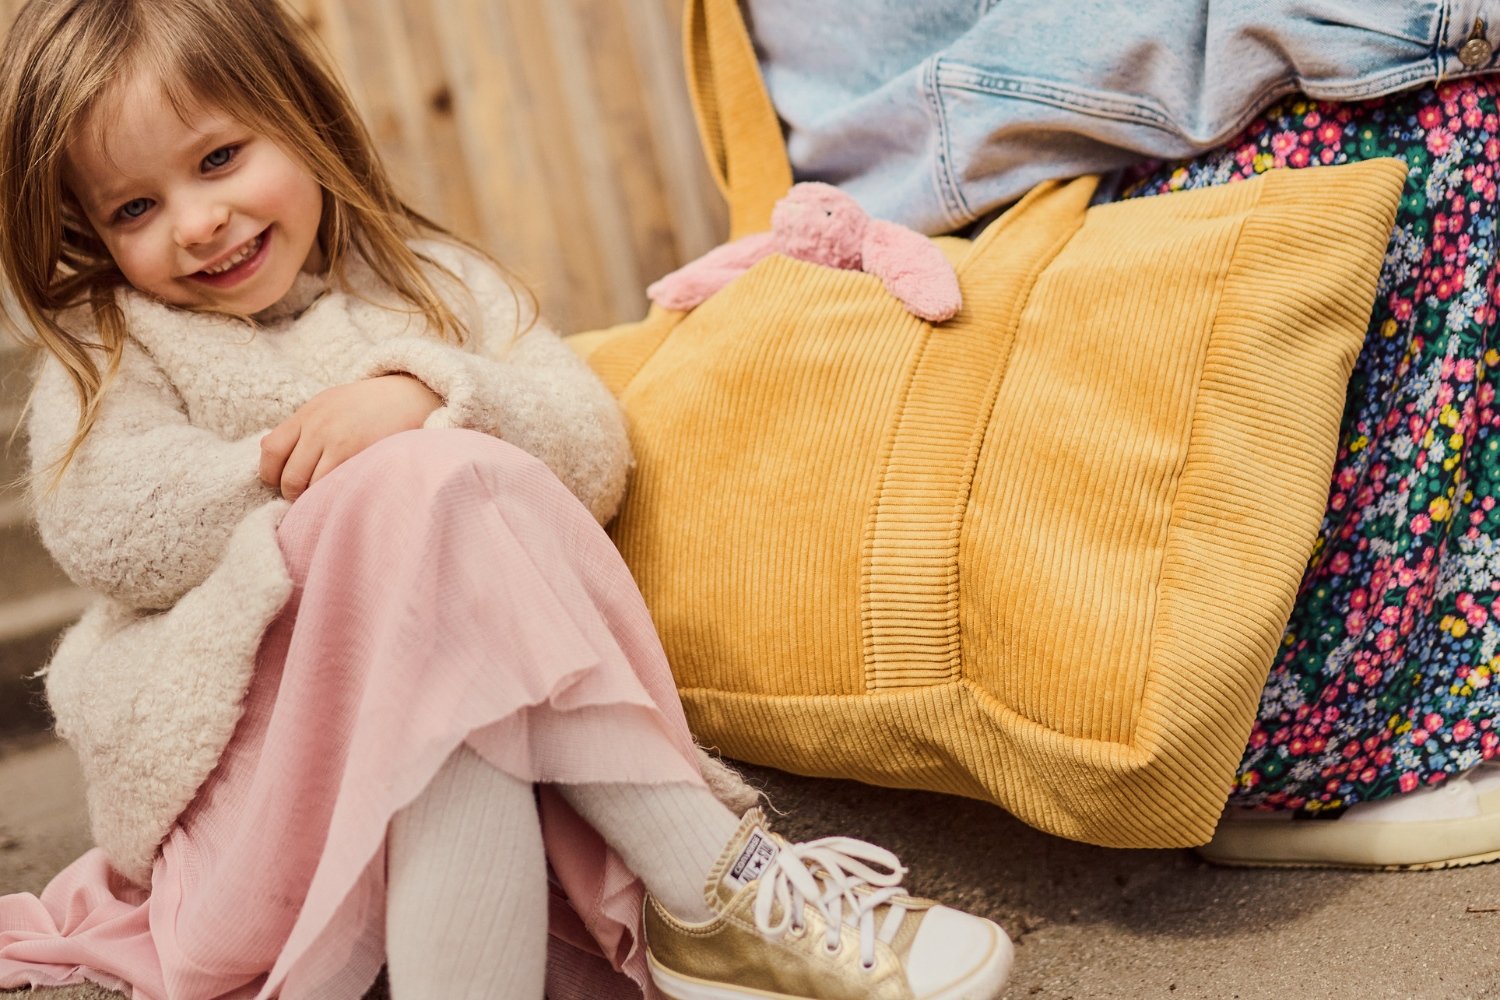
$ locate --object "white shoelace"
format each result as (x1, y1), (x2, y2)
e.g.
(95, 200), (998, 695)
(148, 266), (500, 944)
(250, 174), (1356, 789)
(751, 836), (911, 969)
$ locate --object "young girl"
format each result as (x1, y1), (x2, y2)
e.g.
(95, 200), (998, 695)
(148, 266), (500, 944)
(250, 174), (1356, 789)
(0, 1), (1013, 998)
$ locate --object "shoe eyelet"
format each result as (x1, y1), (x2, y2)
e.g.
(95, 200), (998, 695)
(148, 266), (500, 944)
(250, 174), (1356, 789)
(860, 958), (877, 972)
(823, 939), (841, 955)
(788, 921), (806, 939)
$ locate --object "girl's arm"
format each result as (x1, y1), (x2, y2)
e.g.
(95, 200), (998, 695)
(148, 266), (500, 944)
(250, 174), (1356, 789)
(28, 341), (280, 612)
(352, 242), (633, 525)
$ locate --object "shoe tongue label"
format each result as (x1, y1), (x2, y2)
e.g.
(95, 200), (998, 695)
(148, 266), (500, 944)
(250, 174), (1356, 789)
(723, 827), (778, 890)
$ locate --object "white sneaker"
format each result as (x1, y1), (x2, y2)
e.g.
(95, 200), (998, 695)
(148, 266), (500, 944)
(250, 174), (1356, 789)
(1198, 761), (1500, 870)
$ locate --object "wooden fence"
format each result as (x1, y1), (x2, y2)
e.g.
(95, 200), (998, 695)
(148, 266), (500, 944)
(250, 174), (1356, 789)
(0, 0), (728, 334)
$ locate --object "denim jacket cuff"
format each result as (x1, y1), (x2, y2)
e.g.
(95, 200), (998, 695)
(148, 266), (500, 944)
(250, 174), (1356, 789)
(1438, 1), (1500, 79)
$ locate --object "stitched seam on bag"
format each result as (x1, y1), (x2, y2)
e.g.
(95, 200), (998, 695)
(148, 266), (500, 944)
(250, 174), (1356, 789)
(857, 319), (935, 693)
(954, 177), (1095, 274)
(859, 197), (1084, 693)
(679, 682), (1215, 844)
(1134, 180), (1263, 753)
(944, 180), (1259, 754)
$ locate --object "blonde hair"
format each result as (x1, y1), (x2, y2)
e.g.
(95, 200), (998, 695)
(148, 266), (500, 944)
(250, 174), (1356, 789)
(0, 0), (505, 479)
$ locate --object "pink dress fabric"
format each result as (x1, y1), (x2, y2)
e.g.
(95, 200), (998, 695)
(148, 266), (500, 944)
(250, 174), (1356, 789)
(0, 429), (706, 999)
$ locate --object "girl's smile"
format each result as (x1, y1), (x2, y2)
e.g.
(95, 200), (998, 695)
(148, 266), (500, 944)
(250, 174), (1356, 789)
(63, 70), (324, 316)
(188, 227), (271, 287)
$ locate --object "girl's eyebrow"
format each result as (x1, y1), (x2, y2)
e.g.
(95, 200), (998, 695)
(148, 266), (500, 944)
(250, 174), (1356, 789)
(60, 163), (122, 217)
(74, 126), (246, 215)
(74, 170), (140, 215)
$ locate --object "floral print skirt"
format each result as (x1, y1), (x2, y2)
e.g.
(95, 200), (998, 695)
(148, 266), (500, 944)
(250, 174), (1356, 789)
(1120, 77), (1500, 812)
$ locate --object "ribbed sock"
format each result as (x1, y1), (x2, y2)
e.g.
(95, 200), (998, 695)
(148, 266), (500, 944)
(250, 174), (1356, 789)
(560, 780), (743, 922)
(385, 744), (546, 1000)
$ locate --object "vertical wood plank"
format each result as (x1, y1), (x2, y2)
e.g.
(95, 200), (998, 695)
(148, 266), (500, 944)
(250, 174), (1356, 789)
(544, 0), (653, 320)
(340, 0), (429, 213)
(427, 0), (572, 313)
(575, 0), (685, 293)
(394, 0), (481, 238)
(623, 0), (728, 264)
(297, 0), (366, 111)
(498, 0), (619, 331)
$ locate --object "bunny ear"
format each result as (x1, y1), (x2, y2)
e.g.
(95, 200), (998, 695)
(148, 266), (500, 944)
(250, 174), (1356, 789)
(860, 219), (963, 323)
(647, 233), (776, 311)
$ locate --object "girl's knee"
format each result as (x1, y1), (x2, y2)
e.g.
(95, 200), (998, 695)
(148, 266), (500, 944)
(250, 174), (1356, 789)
(309, 428), (566, 517)
(342, 428), (538, 485)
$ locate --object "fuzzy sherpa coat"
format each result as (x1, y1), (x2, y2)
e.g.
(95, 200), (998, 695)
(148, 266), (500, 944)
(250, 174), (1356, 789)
(28, 239), (713, 886)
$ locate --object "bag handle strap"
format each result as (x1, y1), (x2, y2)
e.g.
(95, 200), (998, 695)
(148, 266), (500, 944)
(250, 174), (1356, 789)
(685, 0), (793, 238)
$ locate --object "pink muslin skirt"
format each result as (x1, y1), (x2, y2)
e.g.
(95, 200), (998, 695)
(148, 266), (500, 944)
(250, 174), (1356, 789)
(0, 429), (707, 999)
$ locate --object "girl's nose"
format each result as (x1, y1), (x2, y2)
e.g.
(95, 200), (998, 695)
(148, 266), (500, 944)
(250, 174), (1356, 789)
(172, 198), (230, 248)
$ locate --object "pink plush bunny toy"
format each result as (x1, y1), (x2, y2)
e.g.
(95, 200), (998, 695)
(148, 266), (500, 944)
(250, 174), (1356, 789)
(647, 182), (963, 322)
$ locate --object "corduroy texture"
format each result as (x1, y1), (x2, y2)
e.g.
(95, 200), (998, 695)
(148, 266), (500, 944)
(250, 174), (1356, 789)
(571, 0), (1409, 848)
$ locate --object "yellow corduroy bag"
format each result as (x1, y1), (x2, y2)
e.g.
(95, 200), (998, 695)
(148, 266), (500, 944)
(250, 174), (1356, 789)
(571, 0), (1407, 847)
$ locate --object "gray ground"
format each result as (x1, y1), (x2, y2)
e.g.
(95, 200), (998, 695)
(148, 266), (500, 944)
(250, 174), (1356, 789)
(2, 733), (1498, 1000)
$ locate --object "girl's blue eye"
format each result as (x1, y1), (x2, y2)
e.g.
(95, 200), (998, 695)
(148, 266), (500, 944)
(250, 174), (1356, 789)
(203, 146), (237, 170)
(118, 198), (152, 220)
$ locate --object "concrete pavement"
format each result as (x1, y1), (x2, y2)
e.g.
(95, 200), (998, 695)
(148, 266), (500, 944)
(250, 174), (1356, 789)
(2, 733), (1498, 999)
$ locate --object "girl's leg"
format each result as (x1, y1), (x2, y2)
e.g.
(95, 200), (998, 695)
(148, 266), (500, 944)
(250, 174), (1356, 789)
(289, 430), (1011, 998)
(226, 427), (733, 998)
(558, 782), (740, 922)
(386, 745), (546, 1000)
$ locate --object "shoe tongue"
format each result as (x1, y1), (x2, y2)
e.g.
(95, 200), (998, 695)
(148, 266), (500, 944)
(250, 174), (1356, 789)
(720, 825), (779, 893)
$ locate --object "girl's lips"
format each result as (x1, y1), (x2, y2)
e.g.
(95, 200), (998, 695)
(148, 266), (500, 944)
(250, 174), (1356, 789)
(188, 228), (272, 288)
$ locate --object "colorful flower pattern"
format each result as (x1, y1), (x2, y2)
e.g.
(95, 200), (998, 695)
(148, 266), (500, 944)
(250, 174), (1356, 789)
(1119, 78), (1500, 811)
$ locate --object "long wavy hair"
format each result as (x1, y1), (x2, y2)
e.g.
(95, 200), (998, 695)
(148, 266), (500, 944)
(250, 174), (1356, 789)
(0, 0), (507, 480)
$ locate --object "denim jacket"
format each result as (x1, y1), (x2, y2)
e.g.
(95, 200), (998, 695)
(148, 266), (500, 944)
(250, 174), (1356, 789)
(745, 0), (1500, 233)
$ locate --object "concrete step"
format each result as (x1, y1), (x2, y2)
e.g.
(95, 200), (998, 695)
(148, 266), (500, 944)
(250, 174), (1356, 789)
(0, 585), (87, 736)
(0, 736), (92, 896)
(0, 342), (76, 739)
(0, 632), (59, 736)
(0, 498), (68, 604)
(0, 483), (82, 738)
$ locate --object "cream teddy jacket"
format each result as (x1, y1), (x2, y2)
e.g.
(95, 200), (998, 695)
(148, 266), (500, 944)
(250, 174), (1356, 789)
(28, 240), (655, 884)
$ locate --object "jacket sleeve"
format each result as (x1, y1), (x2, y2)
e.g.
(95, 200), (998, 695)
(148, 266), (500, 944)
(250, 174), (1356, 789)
(748, 0), (1495, 232)
(28, 340), (282, 612)
(352, 244), (632, 524)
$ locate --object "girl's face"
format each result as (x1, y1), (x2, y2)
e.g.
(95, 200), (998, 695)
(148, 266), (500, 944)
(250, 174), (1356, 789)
(64, 70), (325, 316)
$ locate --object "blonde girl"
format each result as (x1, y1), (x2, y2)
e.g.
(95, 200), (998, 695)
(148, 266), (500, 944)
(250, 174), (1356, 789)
(0, 1), (1011, 998)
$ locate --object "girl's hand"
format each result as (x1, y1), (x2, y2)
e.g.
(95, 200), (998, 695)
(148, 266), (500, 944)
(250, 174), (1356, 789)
(260, 374), (443, 500)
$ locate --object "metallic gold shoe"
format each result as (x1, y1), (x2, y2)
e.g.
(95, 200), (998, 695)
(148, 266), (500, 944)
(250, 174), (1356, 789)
(643, 808), (1014, 1000)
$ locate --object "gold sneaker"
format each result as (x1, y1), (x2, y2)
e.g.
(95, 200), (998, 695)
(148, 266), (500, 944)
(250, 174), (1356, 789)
(643, 809), (1013, 1000)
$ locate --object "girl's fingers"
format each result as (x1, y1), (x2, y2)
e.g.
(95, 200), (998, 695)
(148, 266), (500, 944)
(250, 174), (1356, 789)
(280, 439), (323, 501)
(260, 420), (300, 489)
(308, 447), (345, 490)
